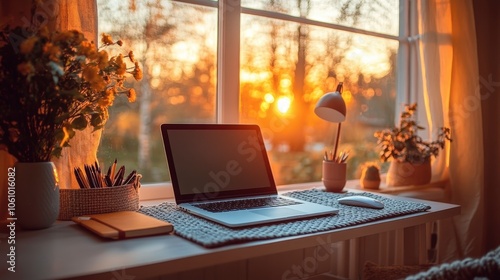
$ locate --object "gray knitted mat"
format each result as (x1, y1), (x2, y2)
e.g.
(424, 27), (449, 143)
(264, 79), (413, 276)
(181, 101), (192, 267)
(139, 189), (431, 248)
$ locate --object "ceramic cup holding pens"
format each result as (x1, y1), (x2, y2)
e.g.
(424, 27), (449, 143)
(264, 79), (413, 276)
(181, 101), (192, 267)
(322, 150), (348, 192)
(322, 161), (347, 192)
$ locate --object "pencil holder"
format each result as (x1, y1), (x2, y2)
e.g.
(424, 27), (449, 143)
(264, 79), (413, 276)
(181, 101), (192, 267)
(322, 161), (346, 193)
(58, 178), (140, 220)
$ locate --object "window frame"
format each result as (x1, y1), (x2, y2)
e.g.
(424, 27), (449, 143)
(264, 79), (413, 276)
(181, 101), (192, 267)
(137, 0), (411, 200)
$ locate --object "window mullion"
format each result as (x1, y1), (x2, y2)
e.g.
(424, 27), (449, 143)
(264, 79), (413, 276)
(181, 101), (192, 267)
(395, 0), (412, 124)
(216, 0), (241, 123)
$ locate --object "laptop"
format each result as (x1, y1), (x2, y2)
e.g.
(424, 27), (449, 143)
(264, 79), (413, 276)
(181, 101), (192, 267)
(160, 123), (338, 228)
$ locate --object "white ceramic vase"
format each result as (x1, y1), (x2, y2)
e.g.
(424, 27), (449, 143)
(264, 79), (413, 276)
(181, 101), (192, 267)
(15, 162), (60, 229)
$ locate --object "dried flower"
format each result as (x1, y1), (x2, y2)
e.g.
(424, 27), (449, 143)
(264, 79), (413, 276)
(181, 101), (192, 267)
(132, 61), (143, 80)
(127, 88), (137, 103)
(0, 27), (141, 162)
(128, 51), (135, 63)
(17, 62), (34, 76)
(97, 50), (109, 69)
(20, 36), (37, 54)
(101, 33), (114, 45)
(115, 54), (127, 75)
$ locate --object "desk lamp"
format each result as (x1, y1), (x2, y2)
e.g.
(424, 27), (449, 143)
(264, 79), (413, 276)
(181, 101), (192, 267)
(314, 82), (346, 161)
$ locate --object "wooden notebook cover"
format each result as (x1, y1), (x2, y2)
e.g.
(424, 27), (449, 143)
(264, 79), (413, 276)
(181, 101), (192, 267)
(72, 211), (173, 239)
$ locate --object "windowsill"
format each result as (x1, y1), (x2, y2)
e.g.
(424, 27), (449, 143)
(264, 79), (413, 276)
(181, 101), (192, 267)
(138, 181), (331, 202)
(138, 182), (175, 201)
(138, 179), (449, 203)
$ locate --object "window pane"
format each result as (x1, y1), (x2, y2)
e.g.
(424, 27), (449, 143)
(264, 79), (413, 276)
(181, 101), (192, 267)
(242, 0), (399, 37)
(240, 14), (398, 185)
(97, 0), (217, 183)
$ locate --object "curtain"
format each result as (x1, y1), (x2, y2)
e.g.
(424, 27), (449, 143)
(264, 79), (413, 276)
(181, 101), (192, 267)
(0, 0), (99, 223)
(414, 0), (484, 260)
(45, 0), (100, 190)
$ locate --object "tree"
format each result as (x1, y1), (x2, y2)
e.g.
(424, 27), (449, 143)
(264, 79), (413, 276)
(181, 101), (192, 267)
(98, 0), (174, 178)
(98, 0), (217, 181)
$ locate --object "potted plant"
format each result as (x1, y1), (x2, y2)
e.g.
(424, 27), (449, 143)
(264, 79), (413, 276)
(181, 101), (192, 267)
(0, 26), (141, 229)
(360, 163), (381, 190)
(374, 104), (451, 186)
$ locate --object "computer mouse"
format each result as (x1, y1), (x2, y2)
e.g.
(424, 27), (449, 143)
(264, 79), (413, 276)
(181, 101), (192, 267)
(337, 195), (384, 209)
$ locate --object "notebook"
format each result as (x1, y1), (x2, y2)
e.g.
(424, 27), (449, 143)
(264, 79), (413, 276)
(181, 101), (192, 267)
(160, 123), (338, 228)
(72, 211), (174, 239)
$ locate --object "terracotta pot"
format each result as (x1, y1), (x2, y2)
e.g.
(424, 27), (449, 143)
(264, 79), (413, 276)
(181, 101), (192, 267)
(386, 160), (431, 187)
(322, 161), (346, 192)
(361, 179), (381, 190)
(360, 166), (381, 190)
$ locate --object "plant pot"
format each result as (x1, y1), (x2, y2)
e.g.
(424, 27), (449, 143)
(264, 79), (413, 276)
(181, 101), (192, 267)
(15, 162), (60, 229)
(322, 161), (346, 192)
(360, 165), (381, 190)
(361, 179), (381, 190)
(386, 160), (431, 187)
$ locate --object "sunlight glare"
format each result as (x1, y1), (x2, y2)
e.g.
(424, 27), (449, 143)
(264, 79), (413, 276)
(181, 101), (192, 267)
(276, 96), (291, 114)
(172, 42), (199, 63)
(260, 102), (270, 111)
(342, 90), (353, 104)
(150, 78), (160, 89)
(169, 95), (185, 105)
(151, 64), (161, 77)
(280, 78), (292, 88)
(264, 93), (275, 103)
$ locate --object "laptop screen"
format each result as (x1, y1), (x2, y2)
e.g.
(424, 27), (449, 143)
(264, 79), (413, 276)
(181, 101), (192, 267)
(161, 124), (277, 204)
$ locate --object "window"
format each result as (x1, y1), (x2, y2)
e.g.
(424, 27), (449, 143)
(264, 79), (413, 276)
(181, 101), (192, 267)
(97, 0), (403, 187)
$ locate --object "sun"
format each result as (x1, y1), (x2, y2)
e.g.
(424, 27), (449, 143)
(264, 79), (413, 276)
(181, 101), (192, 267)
(276, 96), (292, 115)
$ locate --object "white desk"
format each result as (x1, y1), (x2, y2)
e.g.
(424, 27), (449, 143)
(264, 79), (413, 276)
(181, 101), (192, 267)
(0, 187), (460, 280)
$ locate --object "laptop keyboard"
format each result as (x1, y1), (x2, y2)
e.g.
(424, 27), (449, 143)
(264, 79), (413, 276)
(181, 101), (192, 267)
(193, 197), (302, 213)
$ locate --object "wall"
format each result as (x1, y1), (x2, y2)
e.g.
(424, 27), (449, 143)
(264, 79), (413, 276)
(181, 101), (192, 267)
(473, 0), (500, 252)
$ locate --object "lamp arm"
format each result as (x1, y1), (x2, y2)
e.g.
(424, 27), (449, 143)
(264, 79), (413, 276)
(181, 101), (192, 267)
(333, 122), (342, 161)
(332, 82), (343, 161)
(336, 82), (343, 93)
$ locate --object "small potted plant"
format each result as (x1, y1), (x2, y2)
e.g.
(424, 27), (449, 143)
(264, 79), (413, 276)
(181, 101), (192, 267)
(360, 163), (381, 190)
(374, 104), (451, 186)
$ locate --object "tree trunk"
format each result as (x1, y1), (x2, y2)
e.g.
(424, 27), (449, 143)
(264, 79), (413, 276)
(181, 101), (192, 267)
(289, 24), (307, 152)
(138, 63), (152, 171)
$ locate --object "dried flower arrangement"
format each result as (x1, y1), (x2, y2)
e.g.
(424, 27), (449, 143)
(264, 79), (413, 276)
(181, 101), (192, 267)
(0, 26), (142, 162)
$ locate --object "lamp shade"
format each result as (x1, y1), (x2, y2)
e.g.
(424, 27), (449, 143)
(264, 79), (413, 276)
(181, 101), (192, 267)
(314, 92), (346, 122)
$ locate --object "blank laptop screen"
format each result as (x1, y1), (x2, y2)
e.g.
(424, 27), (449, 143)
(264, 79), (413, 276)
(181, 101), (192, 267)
(161, 124), (277, 203)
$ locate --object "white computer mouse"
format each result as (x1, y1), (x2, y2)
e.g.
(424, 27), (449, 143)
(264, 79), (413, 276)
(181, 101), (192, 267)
(337, 195), (384, 209)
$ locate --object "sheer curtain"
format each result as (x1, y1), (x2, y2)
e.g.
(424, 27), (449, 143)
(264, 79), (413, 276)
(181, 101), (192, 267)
(0, 0), (99, 223)
(47, 0), (100, 190)
(414, 0), (484, 260)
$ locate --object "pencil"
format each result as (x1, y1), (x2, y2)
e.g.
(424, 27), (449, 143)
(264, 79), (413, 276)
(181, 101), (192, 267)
(110, 158), (117, 182)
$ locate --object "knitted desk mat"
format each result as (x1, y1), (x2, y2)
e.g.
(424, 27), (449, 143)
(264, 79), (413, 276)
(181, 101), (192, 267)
(139, 189), (431, 248)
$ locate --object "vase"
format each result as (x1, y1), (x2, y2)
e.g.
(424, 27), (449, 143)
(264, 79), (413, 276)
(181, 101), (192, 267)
(322, 161), (346, 192)
(386, 160), (431, 187)
(15, 162), (60, 229)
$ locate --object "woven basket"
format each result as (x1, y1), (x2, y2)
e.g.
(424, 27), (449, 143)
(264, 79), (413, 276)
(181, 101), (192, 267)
(58, 181), (140, 220)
